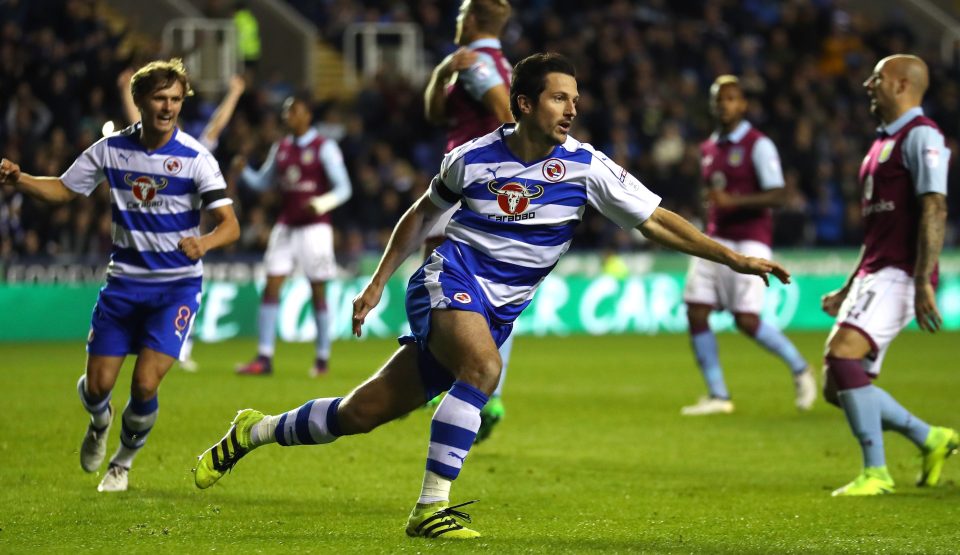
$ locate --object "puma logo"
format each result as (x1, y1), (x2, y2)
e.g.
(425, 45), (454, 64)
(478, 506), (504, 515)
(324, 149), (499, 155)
(447, 451), (466, 463)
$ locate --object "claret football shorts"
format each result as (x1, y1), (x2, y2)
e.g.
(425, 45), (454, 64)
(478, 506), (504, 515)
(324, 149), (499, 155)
(827, 266), (915, 376)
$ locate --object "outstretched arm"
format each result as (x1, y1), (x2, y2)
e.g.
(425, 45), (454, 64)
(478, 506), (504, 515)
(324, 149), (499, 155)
(117, 69), (139, 125)
(914, 192), (947, 332)
(0, 158), (76, 203)
(352, 188), (446, 336)
(200, 75), (246, 146)
(637, 206), (790, 285)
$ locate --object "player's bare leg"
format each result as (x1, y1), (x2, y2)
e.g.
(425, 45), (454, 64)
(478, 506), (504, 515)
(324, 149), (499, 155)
(196, 344), (427, 489)
(98, 348), (175, 492)
(237, 274), (287, 375)
(309, 280), (331, 377)
(404, 309), (501, 539)
(681, 303), (734, 415)
(79, 354), (124, 473)
(418, 236), (511, 438)
(337, 345), (429, 433)
(828, 325), (958, 491)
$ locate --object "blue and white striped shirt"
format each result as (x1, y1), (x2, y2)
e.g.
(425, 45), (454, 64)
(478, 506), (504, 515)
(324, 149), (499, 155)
(429, 125), (661, 320)
(61, 124), (231, 282)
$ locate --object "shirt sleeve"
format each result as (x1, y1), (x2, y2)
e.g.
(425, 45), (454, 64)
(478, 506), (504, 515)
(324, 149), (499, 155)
(240, 143), (278, 192)
(319, 139), (352, 204)
(750, 136), (785, 190)
(60, 138), (108, 196)
(194, 151), (232, 210)
(460, 52), (506, 102)
(903, 125), (950, 196)
(428, 151), (465, 208)
(585, 147), (662, 229)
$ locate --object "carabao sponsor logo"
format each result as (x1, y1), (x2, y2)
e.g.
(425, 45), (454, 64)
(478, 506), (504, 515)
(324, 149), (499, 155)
(124, 173), (168, 203)
(488, 180), (544, 215)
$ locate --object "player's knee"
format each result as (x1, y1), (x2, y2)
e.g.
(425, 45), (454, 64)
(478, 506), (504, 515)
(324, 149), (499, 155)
(733, 313), (759, 336)
(458, 356), (501, 396)
(85, 374), (113, 398)
(686, 304), (710, 333)
(262, 280), (283, 304)
(821, 373), (841, 407)
(84, 364), (117, 398)
(824, 356), (870, 394)
(130, 377), (160, 401)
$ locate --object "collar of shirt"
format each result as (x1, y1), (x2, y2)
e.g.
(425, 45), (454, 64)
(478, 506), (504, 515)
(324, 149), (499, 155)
(711, 120), (752, 144)
(468, 38), (502, 50)
(295, 127), (318, 148)
(878, 106), (923, 137)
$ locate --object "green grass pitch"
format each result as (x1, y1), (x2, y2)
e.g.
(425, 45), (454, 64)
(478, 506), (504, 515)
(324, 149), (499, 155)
(1, 331), (958, 553)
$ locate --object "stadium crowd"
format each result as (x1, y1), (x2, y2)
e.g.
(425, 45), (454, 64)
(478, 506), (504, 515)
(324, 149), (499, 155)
(2, 0), (959, 268)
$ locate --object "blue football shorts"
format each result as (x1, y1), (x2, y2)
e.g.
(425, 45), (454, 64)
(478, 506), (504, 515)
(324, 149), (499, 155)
(87, 276), (201, 359)
(399, 245), (512, 400)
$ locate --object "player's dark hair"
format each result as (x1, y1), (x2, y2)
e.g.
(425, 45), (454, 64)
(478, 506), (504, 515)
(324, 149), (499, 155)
(130, 58), (193, 101)
(468, 0), (511, 35)
(509, 52), (576, 120)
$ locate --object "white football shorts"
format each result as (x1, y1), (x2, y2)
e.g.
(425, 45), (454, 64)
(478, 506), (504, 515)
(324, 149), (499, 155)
(827, 266), (914, 376)
(683, 238), (771, 314)
(263, 222), (337, 281)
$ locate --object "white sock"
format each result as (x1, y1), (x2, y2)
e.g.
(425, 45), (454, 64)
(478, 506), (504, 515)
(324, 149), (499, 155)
(250, 414), (282, 446)
(418, 470), (453, 505)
